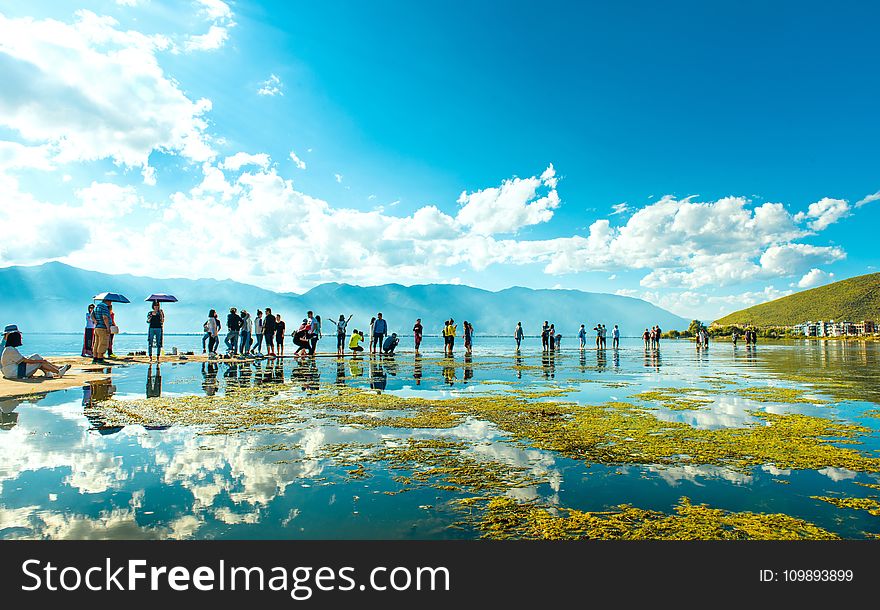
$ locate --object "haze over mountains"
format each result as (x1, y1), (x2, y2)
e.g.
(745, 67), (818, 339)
(0, 263), (688, 336)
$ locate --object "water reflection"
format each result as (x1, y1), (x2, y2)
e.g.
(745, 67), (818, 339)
(413, 354), (422, 385)
(3, 339), (880, 540)
(146, 364), (162, 398)
(0, 398), (19, 430)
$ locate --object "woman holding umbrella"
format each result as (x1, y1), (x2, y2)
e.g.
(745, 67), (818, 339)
(91, 292), (130, 363)
(147, 302), (164, 362)
(145, 294), (177, 363)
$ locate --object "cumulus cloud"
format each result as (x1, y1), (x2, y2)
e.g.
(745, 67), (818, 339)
(185, 0), (235, 52)
(257, 74), (283, 96)
(797, 268), (835, 288)
(856, 191), (880, 208)
(220, 152), (270, 171)
(289, 150), (306, 170)
(793, 197), (850, 231)
(0, 10), (214, 180)
(184, 25), (229, 51)
(455, 165), (559, 235)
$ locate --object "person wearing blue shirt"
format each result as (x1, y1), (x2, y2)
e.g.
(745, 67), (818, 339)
(578, 324), (586, 350)
(612, 324), (620, 349)
(373, 313), (387, 352)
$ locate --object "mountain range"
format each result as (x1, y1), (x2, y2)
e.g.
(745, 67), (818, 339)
(713, 272), (880, 327)
(0, 262), (688, 336)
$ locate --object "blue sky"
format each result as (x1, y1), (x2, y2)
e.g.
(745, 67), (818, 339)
(1, 0), (878, 320)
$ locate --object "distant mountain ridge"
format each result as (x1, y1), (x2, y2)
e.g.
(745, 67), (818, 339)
(0, 262), (688, 336)
(713, 272), (880, 327)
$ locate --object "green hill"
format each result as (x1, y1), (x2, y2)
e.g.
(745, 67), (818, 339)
(713, 273), (880, 327)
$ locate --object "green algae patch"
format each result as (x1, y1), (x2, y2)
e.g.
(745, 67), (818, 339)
(811, 496), (880, 516)
(325, 438), (541, 494)
(90, 386), (308, 434)
(735, 386), (828, 405)
(631, 387), (714, 411)
(336, 406), (463, 429)
(471, 496), (838, 540)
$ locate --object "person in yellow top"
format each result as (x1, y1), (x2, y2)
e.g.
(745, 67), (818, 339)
(349, 329), (364, 353)
(444, 318), (457, 355)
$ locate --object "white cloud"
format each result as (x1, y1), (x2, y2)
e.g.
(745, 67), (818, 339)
(856, 191), (880, 208)
(289, 150), (306, 170)
(797, 268), (835, 289)
(455, 165), (560, 235)
(195, 0), (233, 22)
(184, 0), (234, 52)
(115, 0), (141, 6)
(257, 74), (283, 96)
(184, 25), (229, 51)
(0, 141), (55, 171)
(76, 181), (141, 217)
(334, 173), (343, 183)
(0, 11), (215, 177)
(793, 197), (850, 231)
(220, 152), (270, 171)
(610, 202), (629, 215)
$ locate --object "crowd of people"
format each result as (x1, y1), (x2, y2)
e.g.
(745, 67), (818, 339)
(71, 298), (715, 362)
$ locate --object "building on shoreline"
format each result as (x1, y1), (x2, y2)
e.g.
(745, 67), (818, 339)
(796, 319), (875, 337)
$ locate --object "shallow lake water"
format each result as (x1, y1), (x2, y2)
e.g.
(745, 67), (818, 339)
(2, 337), (880, 539)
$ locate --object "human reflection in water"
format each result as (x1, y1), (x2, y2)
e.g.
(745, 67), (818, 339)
(201, 362), (219, 396)
(745, 344), (757, 366)
(83, 379), (120, 433)
(383, 354), (399, 379)
(0, 398), (20, 430)
(442, 357), (456, 386)
(146, 364), (162, 398)
(369, 357), (387, 391)
(596, 348), (607, 372)
(514, 353), (523, 379)
(612, 348), (620, 370)
(349, 357), (364, 379)
(336, 359), (346, 386)
(413, 354), (423, 385)
(541, 352), (555, 379)
(269, 358), (286, 384)
(643, 349), (662, 372)
(463, 352), (474, 383)
(579, 350), (587, 372)
(292, 357), (320, 390)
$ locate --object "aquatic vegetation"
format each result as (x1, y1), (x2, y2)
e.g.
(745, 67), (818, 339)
(631, 387), (714, 411)
(469, 496), (838, 540)
(811, 496), (880, 516)
(336, 406), (463, 429)
(735, 386), (827, 405)
(325, 438), (541, 493)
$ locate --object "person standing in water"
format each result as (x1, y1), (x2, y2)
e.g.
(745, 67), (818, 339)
(446, 318), (457, 355)
(464, 321), (473, 354)
(514, 322), (524, 350)
(541, 321), (550, 351)
(578, 324), (586, 350)
(146, 301), (164, 362)
(612, 324), (620, 349)
(548, 324), (556, 352)
(369, 316), (378, 354)
(329, 314), (353, 356)
(643, 328), (650, 350)
(263, 308), (276, 358)
(372, 313), (387, 355)
(413, 318), (423, 352)
(82, 304), (96, 358)
(275, 314), (286, 356)
(252, 310), (264, 355)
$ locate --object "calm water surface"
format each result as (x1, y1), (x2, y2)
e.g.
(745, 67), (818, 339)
(2, 337), (879, 539)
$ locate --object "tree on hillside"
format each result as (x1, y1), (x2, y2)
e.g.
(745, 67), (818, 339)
(687, 319), (703, 336)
